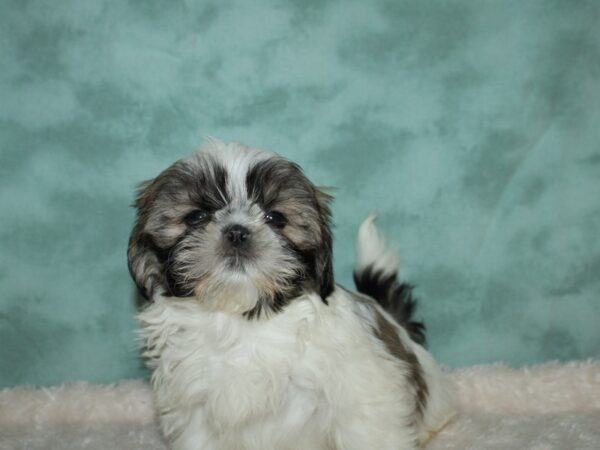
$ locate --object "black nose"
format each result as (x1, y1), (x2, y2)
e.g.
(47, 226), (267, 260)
(224, 224), (250, 246)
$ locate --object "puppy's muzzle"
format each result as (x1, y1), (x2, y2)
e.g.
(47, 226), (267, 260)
(224, 224), (251, 247)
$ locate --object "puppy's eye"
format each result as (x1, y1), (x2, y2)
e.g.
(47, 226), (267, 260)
(265, 211), (287, 228)
(184, 209), (210, 226)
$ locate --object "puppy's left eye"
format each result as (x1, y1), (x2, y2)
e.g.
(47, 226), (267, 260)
(265, 211), (287, 228)
(184, 209), (210, 226)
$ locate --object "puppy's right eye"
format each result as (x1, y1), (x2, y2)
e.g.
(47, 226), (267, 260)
(184, 209), (209, 226)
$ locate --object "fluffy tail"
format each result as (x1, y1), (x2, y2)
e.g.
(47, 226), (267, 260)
(353, 214), (426, 345)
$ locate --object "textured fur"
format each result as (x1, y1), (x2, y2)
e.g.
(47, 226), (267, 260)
(128, 140), (455, 449)
(128, 140), (333, 316)
(139, 288), (455, 450)
(354, 213), (426, 345)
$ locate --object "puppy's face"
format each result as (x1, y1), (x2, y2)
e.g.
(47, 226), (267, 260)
(128, 141), (333, 317)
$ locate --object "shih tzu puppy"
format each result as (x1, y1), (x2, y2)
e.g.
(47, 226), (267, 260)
(127, 139), (455, 450)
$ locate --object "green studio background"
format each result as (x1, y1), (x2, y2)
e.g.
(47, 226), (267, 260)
(1, 0), (599, 388)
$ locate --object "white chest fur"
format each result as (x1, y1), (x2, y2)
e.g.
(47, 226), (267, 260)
(138, 290), (447, 450)
(140, 293), (329, 449)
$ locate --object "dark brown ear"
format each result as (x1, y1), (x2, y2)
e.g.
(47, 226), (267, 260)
(313, 187), (335, 300)
(127, 181), (166, 300)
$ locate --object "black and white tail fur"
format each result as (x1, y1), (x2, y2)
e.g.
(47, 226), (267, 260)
(353, 214), (426, 345)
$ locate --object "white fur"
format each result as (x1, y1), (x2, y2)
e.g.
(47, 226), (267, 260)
(134, 142), (455, 449)
(356, 213), (400, 277)
(356, 214), (457, 443)
(138, 285), (455, 450)
(201, 138), (272, 200)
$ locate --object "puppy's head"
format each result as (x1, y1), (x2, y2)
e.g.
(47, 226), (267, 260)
(128, 140), (333, 317)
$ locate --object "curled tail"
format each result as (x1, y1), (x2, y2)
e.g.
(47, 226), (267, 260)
(353, 214), (426, 345)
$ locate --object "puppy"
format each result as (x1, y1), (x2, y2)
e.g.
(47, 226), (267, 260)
(127, 139), (455, 450)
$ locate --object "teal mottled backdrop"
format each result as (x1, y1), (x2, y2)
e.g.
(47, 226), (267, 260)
(1, 0), (599, 388)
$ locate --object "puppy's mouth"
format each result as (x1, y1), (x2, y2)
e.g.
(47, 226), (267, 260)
(222, 248), (254, 271)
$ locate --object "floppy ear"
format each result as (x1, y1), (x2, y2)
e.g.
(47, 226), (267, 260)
(313, 187), (335, 300)
(127, 223), (166, 300)
(127, 181), (167, 300)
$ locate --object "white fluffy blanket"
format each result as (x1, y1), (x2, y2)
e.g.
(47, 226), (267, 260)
(1, 361), (599, 450)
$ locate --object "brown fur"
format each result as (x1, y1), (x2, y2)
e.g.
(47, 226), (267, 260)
(372, 309), (429, 417)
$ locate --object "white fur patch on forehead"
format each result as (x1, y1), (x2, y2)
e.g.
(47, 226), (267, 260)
(198, 138), (274, 200)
